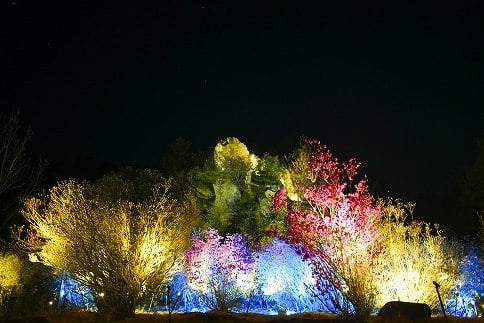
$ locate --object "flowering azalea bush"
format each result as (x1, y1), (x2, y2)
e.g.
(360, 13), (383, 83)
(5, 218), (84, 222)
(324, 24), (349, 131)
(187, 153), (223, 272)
(272, 139), (383, 321)
(184, 228), (257, 311)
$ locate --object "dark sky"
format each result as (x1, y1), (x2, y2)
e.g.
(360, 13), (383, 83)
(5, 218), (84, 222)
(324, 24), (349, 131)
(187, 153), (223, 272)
(1, 1), (483, 205)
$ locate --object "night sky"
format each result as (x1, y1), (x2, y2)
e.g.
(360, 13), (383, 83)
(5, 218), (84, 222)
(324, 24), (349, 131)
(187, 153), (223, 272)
(1, 2), (483, 233)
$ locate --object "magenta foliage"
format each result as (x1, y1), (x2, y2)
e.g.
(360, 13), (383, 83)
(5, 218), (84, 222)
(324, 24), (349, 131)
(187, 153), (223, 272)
(184, 228), (257, 302)
(273, 139), (383, 297)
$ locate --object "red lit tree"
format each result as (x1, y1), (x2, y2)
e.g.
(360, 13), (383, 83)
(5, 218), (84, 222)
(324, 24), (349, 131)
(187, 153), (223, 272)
(272, 139), (383, 321)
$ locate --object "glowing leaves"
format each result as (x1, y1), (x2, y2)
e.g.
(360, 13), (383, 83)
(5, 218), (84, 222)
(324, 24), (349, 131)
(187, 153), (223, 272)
(273, 139), (383, 320)
(256, 238), (321, 312)
(213, 137), (258, 177)
(374, 200), (461, 309)
(0, 253), (22, 291)
(279, 140), (382, 265)
(271, 186), (287, 211)
(183, 228), (257, 310)
(17, 172), (196, 320)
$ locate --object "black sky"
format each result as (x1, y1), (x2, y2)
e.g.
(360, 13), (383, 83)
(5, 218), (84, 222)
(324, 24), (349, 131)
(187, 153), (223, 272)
(1, 1), (483, 218)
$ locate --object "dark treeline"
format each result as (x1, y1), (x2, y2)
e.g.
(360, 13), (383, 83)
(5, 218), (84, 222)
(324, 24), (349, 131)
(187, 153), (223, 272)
(1, 124), (483, 244)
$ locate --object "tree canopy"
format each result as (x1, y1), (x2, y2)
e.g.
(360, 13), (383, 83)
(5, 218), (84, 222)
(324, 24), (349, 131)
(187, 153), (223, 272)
(14, 170), (198, 320)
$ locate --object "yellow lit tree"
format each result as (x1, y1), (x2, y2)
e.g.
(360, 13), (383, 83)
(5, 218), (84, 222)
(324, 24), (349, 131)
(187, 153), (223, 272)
(14, 171), (198, 320)
(0, 252), (22, 316)
(374, 200), (461, 309)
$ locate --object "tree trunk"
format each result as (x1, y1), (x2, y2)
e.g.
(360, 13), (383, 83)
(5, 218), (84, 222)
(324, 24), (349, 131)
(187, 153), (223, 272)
(96, 293), (137, 321)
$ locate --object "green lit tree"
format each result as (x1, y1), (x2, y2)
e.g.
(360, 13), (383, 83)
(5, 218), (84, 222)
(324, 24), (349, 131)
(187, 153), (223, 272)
(192, 137), (284, 241)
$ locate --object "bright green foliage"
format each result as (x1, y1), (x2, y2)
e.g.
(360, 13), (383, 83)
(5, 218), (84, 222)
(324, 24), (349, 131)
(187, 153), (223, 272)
(214, 137), (256, 183)
(192, 138), (285, 241)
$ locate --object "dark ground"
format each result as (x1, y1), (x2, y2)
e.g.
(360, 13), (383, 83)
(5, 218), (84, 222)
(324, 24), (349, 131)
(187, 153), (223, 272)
(2, 311), (482, 323)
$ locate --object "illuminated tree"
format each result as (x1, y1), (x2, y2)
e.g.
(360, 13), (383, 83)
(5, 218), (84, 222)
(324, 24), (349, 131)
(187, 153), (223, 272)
(0, 252), (22, 316)
(213, 137), (257, 182)
(14, 171), (197, 320)
(184, 228), (257, 311)
(272, 139), (383, 321)
(193, 137), (284, 241)
(205, 137), (259, 234)
(374, 200), (460, 309)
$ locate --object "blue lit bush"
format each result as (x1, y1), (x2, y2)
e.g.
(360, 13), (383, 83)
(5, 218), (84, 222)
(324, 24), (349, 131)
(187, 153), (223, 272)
(255, 238), (326, 314)
(48, 237), (483, 317)
(151, 272), (208, 313)
(154, 238), (329, 314)
(446, 238), (483, 317)
(53, 271), (95, 311)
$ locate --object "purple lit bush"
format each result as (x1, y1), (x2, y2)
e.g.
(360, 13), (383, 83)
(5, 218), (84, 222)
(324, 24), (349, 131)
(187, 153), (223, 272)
(51, 234), (482, 317)
(183, 228), (257, 311)
(177, 236), (338, 314)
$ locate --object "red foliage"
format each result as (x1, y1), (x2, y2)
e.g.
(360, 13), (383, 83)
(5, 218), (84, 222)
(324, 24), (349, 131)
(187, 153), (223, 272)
(273, 139), (383, 294)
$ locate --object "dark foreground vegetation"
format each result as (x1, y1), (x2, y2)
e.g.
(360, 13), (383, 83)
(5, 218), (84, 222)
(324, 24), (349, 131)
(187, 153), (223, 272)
(3, 311), (483, 323)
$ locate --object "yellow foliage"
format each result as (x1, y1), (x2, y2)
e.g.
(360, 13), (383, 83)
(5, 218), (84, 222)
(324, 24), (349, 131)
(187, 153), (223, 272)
(20, 178), (197, 317)
(281, 169), (299, 201)
(374, 200), (460, 308)
(0, 253), (21, 291)
(213, 137), (258, 184)
(214, 137), (252, 170)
